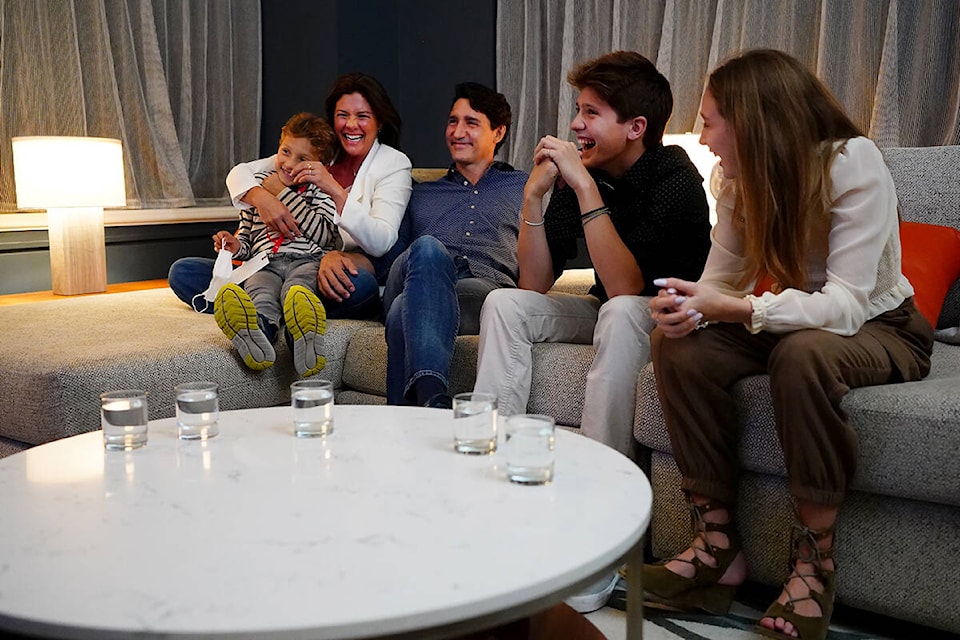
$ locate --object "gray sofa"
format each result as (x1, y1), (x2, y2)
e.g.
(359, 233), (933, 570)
(0, 270), (594, 457)
(635, 144), (960, 635)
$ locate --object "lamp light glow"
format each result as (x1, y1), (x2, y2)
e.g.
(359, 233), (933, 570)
(12, 136), (126, 295)
(663, 133), (720, 225)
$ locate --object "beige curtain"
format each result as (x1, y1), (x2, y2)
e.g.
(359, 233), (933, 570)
(0, 0), (261, 210)
(497, 0), (960, 170)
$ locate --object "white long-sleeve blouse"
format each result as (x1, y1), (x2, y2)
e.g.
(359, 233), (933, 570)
(699, 136), (914, 336)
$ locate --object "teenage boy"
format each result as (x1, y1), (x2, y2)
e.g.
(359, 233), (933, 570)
(475, 51), (711, 459)
(383, 82), (527, 408)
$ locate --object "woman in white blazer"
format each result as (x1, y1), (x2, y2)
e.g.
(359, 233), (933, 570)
(170, 73), (412, 319)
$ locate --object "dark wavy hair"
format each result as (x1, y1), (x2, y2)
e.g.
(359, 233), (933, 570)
(567, 51), (672, 148)
(451, 82), (512, 153)
(325, 73), (402, 150)
(280, 112), (337, 164)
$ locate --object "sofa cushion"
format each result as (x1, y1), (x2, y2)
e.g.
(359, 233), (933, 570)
(884, 145), (960, 329)
(635, 340), (960, 507)
(340, 327), (480, 397)
(899, 221), (960, 327)
(0, 289), (375, 448)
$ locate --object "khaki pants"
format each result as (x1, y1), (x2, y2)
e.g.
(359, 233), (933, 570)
(651, 298), (933, 506)
(476, 289), (654, 457)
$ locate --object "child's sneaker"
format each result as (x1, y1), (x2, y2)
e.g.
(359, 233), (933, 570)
(214, 283), (276, 370)
(283, 285), (327, 377)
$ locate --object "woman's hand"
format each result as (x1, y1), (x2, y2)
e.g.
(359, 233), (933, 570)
(649, 277), (754, 338)
(649, 281), (702, 339)
(294, 161), (349, 212)
(317, 250), (359, 302)
(533, 135), (592, 193)
(212, 231), (240, 254)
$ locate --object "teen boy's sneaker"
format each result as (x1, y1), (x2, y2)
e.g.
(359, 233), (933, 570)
(214, 283), (276, 370)
(563, 570), (620, 613)
(283, 285), (327, 377)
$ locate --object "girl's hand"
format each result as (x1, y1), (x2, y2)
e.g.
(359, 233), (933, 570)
(650, 277), (754, 337)
(649, 279), (702, 338)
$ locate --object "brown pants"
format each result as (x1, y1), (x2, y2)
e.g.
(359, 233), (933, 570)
(650, 298), (933, 507)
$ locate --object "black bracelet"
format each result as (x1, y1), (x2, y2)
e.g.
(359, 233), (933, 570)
(581, 206), (610, 226)
(580, 205), (608, 219)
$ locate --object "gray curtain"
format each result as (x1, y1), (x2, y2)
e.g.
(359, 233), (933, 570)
(497, 0), (960, 170)
(0, 0), (261, 210)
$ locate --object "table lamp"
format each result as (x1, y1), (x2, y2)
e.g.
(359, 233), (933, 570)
(663, 133), (720, 225)
(12, 136), (126, 295)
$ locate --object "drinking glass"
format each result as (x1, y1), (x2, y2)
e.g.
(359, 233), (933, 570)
(452, 392), (498, 454)
(101, 390), (149, 451)
(291, 379), (334, 437)
(503, 414), (555, 484)
(175, 381), (219, 440)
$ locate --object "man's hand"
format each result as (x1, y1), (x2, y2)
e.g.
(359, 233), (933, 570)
(534, 135), (592, 193)
(212, 231), (240, 254)
(523, 154), (560, 201)
(317, 250), (359, 302)
(244, 185), (300, 240)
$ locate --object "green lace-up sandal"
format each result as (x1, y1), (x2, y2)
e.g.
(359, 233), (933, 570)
(756, 521), (836, 640)
(642, 499), (742, 615)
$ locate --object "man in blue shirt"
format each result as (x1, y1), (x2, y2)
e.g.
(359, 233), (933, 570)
(382, 82), (527, 408)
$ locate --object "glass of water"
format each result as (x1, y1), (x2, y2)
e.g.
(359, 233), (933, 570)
(175, 381), (219, 440)
(100, 390), (149, 451)
(452, 392), (498, 454)
(503, 414), (555, 484)
(291, 379), (334, 437)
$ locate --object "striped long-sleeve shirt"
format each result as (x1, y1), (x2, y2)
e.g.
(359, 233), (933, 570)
(232, 170), (341, 261)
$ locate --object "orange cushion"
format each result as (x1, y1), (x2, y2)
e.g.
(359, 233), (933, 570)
(899, 221), (960, 328)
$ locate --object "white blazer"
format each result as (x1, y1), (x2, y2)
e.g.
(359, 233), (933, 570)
(225, 140), (412, 257)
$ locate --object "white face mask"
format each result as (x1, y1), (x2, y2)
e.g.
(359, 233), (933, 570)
(191, 246), (235, 312)
(190, 246), (271, 313)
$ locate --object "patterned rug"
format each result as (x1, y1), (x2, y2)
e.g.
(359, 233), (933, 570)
(585, 580), (959, 640)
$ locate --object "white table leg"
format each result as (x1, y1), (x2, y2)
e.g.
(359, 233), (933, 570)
(626, 536), (644, 640)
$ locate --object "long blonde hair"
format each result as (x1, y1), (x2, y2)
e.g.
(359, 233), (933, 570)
(707, 49), (864, 290)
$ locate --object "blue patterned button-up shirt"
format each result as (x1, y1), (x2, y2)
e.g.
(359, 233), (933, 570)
(396, 161), (528, 288)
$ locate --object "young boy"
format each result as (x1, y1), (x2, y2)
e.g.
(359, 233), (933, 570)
(213, 112), (340, 377)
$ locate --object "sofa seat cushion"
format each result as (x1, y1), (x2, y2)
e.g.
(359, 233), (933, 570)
(0, 289), (375, 447)
(340, 327), (480, 397)
(635, 341), (960, 507)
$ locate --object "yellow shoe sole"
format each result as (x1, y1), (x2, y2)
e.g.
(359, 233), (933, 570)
(283, 285), (327, 377)
(214, 283), (276, 370)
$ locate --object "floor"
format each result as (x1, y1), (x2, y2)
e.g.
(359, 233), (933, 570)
(0, 278), (168, 306)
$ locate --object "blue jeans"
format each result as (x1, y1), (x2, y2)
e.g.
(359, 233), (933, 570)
(383, 236), (500, 404)
(167, 255), (382, 319)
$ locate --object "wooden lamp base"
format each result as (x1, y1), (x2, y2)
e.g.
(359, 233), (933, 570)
(47, 207), (108, 296)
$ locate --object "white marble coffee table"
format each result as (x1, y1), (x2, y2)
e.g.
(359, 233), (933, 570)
(0, 405), (651, 639)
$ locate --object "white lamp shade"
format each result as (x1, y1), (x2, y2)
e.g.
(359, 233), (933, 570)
(663, 133), (720, 224)
(12, 136), (126, 209)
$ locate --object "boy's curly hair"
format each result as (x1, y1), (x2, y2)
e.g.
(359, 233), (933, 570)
(280, 113), (337, 164)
